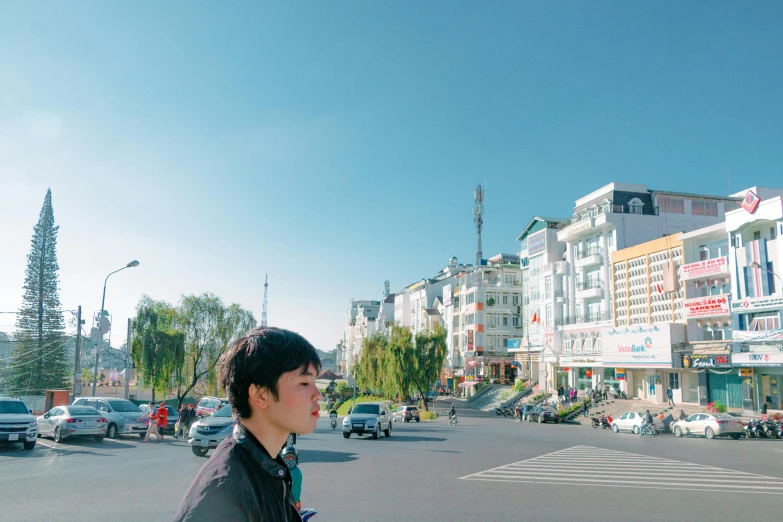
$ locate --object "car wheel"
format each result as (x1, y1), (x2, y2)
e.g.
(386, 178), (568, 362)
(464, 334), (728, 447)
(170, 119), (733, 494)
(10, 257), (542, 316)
(139, 432), (145, 439)
(53, 427), (63, 443)
(191, 446), (209, 457)
(730, 434), (741, 440)
(343, 432), (350, 439)
(632, 425), (640, 435)
(95, 436), (104, 443)
(612, 424), (619, 433)
(415, 418), (420, 423)
(107, 424), (119, 439)
(23, 440), (36, 450)
(705, 427), (715, 439)
(385, 423), (391, 437)
(538, 415), (543, 424)
(373, 426), (380, 440)
(674, 426), (683, 437)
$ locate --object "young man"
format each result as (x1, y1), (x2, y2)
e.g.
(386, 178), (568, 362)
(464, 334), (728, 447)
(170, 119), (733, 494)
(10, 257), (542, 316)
(666, 388), (675, 407)
(176, 405), (188, 439)
(173, 327), (322, 522)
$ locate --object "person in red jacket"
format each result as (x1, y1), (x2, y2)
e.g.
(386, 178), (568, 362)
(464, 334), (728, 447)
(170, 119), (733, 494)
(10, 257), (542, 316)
(157, 402), (169, 438)
(138, 401), (162, 442)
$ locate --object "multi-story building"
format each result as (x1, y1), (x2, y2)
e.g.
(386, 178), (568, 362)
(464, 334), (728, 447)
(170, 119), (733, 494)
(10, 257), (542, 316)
(447, 254), (524, 392)
(511, 217), (567, 390)
(727, 187), (783, 412)
(374, 292), (395, 338)
(556, 182), (739, 394)
(605, 234), (687, 402)
(341, 299), (381, 373)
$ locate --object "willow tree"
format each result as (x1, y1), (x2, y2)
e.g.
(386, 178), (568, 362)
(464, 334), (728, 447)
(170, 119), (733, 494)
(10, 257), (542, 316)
(356, 333), (387, 394)
(384, 326), (416, 403)
(131, 296), (185, 402)
(175, 293), (255, 405)
(10, 189), (68, 394)
(411, 325), (447, 411)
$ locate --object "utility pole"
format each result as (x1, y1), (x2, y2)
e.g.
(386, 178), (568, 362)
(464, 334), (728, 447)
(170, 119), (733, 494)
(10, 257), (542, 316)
(124, 318), (131, 400)
(72, 306), (83, 400)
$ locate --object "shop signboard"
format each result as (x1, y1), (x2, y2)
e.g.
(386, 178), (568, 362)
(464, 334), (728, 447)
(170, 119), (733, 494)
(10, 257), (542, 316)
(467, 330), (474, 350)
(683, 296), (730, 318)
(680, 256), (729, 280)
(506, 338), (522, 349)
(731, 295), (783, 314)
(558, 356), (601, 368)
(527, 230), (547, 256)
(682, 354), (732, 369)
(732, 352), (783, 367)
(615, 368), (626, 380)
(600, 323), (684, 368)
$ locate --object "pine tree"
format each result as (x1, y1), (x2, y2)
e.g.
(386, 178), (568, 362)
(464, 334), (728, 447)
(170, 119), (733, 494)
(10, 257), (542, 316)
(9, 189), (68, 394)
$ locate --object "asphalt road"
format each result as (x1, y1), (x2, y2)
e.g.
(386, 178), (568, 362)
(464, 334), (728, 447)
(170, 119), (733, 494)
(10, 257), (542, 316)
(2, 405), (783, 522)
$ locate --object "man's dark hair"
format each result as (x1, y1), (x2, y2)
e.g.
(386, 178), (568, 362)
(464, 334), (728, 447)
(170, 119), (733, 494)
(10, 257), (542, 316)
(219, 327), (321, 419)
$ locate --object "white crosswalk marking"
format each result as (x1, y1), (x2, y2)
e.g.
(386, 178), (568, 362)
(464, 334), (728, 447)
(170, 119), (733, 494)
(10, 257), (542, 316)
(460, 445), (783, 495)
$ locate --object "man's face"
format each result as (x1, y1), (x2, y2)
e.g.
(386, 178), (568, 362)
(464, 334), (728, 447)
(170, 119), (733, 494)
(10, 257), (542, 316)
(262, 363), (322, 436)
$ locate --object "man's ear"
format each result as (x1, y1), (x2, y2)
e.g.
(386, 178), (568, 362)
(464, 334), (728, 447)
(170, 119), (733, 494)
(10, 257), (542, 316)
(248, 384), (273, 410)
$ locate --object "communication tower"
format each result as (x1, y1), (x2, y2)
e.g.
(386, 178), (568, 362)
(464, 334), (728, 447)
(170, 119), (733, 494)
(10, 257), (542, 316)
(474, 185), (484, 267)
(261, 274), (269, 327)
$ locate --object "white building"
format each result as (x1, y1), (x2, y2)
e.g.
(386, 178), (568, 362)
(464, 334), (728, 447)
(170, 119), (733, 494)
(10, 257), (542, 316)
(726, 187), (783, 411)
(511, 217), (567, 390)
(555, 182), (739, 393)
(341, 299), (381, 373)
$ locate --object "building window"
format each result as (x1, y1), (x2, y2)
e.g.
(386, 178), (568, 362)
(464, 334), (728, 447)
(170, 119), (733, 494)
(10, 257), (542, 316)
(466, 313), (475, 325)
(753, 230), (761, 241)
(699, 246), (709, 261)
(545, 277), (552, 298)
(594, 335), (602, 353)
(607, 231), (614, 248)
(659, 196), (684, 214)
(502, 316), (508, 327)
(563, 336), (572, 354)
(749, 312), (780, 331)
(513, 295), (519, 306)
(668, 373), (680, 390)
(692, 200), (718, 216)
(513, 316), (519, 327)
(589, 205), (598, 217)
(505, 274), (514, 284)
(502, 295), (508, 305)
(584, 334), (593, 353)
(467, 293), (475, 305)
(628, 198), (644, 214)
(546, 304), (552, 325)
(601, 199), (611, 214)
(771, 226), (778, 240)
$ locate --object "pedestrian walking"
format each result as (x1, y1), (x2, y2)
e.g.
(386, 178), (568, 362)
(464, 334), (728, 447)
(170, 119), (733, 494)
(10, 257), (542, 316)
(666, 388), (675, 407)
(173, 326), (322, 522)
(602, 383), (608, 400)
(157, 402), (169, 439)
(138, 401), (162, 442)
(557, 385), (564, 401)
(176, 404), (188, 439)
(761, 399), (769, 422)
(582, 400), (589, 418)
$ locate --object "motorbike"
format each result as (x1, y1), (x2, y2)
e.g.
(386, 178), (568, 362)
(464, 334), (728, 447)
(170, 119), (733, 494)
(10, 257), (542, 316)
(640, 423), (657, 437)
(744, 420), (757, 438)
(751, 420), (768, 438)
(449, 413), (458, 425)
(495, 407), (512, 418)
(763, 420), (780, 439)
(329, 413), (337, 430)
(590, 415), (611, 429)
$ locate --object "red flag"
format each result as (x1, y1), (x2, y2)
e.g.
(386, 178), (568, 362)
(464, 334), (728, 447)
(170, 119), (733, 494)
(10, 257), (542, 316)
(531, 312), (539, 324)
(656, 283), (663, 294)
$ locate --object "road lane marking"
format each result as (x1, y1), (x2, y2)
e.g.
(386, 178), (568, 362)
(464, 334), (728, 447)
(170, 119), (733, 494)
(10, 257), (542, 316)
(460, 445), (783, 495)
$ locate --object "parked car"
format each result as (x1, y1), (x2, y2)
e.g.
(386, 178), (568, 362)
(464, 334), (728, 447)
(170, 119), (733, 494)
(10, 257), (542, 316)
(393, 405), (420, 423)
(611, 411), (664, 434)
(71, 397), (148, 439)
(0, 397), (38, 450)
(196, 397), (229, 419)
(189, 404), (236, 457)
(528, 406), (560, 424)
(37, 405), (107, 443)
(342, 402), (392, 439)
(671, 413), (744, 439)
(138, 404), (178, 435)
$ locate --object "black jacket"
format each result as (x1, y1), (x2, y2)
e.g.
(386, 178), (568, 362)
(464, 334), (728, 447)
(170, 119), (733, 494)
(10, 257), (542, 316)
(178, 409), (189, 423)
(172, 423), (301, 522)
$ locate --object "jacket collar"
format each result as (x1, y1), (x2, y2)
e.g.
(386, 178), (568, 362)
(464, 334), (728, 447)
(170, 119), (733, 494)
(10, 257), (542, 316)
(232, 422), (288, 480)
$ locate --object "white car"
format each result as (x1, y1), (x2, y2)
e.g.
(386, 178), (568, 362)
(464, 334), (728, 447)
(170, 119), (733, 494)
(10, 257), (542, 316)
(612, 411), (663, 434)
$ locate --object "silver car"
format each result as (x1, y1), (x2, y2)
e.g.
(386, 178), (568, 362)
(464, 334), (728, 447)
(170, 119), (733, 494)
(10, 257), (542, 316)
(342, 402), (392, 439)
(37, 405), (108, 443)
(189, 404), (236, 457)
(71, 397), (149, 439)
(671, 412), (744, 440)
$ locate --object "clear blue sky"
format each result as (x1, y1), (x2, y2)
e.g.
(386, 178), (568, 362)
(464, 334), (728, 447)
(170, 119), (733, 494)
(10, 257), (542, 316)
(1, 2), (782, 352)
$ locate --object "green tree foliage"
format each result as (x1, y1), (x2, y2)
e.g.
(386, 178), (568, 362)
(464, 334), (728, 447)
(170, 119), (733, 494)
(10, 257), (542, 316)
(356, 333), (387, 394)
(410, 326), (447, 411)
(9, 189), (68, 393)
(385, 325), (416, 401)
(175, 293), (256, 406)
(131, 296), (185, 402)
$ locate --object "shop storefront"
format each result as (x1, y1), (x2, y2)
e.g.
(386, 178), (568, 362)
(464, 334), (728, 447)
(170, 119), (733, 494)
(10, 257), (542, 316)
(601, 323), (685, 402)
(733, 351), (783, 410)
(558, 355), (601, 392)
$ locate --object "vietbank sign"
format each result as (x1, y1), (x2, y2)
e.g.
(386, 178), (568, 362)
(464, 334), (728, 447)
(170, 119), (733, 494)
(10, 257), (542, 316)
(600, 323), (685, 368)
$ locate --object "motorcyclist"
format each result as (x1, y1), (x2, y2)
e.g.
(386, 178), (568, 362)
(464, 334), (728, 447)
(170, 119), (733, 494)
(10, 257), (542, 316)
(678, 409), (687, 421)
(449, 405), (456, 419)
(641, 409), (654, 435)
(281, 446), (302, 512)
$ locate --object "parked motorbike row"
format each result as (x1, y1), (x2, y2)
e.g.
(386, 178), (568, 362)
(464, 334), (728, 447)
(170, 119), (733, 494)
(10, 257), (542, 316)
(495, 407), (514, 417)
(590, 415), (612, 429)
(744, 419), (783, 439)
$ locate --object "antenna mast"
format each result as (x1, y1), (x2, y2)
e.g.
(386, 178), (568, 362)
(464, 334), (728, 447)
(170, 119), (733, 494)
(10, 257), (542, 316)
(261, 274), (269, 327)
(473, 185), (484, 267)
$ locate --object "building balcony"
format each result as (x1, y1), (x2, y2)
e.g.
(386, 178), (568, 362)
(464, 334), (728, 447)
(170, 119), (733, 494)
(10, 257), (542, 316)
(576, 279), (604, 300)
(554, 290), (566, 303)
(574, 246), (603, 269)
(556, 311), (612, 327)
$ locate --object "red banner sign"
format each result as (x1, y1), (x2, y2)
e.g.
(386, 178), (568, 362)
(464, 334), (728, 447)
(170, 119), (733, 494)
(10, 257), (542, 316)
(680, 256), (728, 280)
(683, 296), (730, 318)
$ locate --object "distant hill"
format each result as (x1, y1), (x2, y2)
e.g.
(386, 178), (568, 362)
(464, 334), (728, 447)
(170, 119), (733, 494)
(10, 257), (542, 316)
(316, 348), (337, 368)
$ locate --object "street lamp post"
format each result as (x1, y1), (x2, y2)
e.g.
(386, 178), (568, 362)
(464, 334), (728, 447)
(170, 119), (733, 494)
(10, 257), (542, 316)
(749, 261), (783, 290)
(91, 260), (140, 396)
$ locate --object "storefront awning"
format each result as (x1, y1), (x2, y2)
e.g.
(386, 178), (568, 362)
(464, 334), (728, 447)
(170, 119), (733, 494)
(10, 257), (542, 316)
(457, 381), (479, 388)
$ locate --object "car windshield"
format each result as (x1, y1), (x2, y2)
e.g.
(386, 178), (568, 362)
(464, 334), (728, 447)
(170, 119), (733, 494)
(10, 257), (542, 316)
(107, 400), (142, 413)
(713, 413), (734, 420)
(351, 404), (380, 415)
(0, 401), (29, 414)
(213, 405), (233, 417)
(67, 407), (100, 416)
(406, 407), (417, 411)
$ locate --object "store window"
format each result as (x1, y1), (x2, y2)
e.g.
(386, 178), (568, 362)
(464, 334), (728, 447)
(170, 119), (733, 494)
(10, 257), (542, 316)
(692, 200), (718, 216)
(668, 373), (680, 390)
(577, 368), (593, 391)
(659, 196), (684, 214)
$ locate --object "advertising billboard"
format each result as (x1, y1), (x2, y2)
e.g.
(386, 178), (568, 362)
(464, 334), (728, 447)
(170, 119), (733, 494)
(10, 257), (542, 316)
(601, 323), (685, 368)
